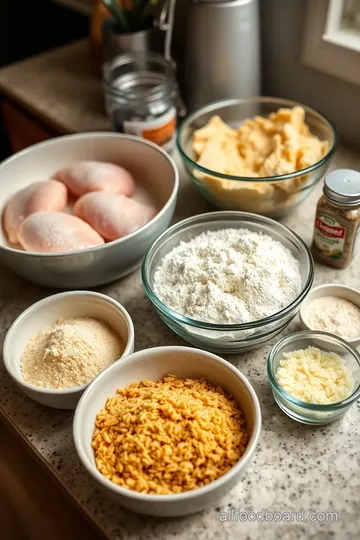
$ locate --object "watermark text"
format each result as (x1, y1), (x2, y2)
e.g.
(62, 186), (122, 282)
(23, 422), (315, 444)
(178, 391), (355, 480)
(219, 508), (338, 523)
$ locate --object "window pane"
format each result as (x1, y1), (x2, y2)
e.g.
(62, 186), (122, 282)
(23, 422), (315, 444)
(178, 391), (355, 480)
(341, 0), (360, 31)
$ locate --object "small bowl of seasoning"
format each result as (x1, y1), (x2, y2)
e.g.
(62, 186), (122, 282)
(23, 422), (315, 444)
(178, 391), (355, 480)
(299, 283), (360, 347)
(3, 291), (135, 409)
(267, 330), (360, 425)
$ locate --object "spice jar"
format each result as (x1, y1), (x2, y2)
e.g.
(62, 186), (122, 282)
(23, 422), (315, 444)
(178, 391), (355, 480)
(103, 52), (178, 152)
(311, 169), (360, 269)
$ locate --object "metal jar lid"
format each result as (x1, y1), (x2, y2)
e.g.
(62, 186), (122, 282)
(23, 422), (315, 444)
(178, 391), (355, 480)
(324, 169), (360, 207)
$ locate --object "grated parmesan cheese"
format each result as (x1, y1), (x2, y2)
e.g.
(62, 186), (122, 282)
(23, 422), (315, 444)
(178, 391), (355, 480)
(275, 346), (354, 405)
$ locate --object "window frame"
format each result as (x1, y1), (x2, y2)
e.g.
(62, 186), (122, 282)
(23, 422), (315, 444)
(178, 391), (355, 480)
(302, 0), (360, 86)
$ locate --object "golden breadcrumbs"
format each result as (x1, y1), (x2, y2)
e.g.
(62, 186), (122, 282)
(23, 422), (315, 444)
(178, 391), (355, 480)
(92, 374), (248, 494)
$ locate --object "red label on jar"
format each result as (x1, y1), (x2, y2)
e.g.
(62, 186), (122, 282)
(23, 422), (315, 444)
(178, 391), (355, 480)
(313, 214), (347, 259)
(315, 217), (346, 239)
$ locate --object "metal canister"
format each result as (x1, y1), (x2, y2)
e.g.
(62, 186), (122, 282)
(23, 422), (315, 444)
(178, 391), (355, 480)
(103, 53), (178, 152)
(184, 0), (261, 112)
(102, 18), (153, 63)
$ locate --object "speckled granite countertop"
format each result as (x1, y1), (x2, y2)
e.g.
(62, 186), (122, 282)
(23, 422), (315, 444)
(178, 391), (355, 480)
(0, 144), (359, 540)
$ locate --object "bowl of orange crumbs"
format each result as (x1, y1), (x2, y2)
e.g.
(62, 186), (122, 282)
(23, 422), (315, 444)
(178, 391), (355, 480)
(177, 97), (337, 218)
(73, 346), (261, 517)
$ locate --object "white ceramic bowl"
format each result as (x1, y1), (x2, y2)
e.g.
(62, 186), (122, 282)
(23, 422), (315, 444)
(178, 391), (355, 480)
(0, 133), (178, 288)
(73, 346), (262, 517)
(3, 291), (134, 409)
(299, 284), (360, 347)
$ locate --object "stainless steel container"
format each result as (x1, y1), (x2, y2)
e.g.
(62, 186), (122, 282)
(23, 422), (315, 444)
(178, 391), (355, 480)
(102, 18), (152, 62)
(184, 0), (261, 111)
(103, 53), (178, 152)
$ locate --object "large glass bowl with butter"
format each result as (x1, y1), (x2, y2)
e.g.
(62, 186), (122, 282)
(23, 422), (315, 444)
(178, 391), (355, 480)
(177, 97), (337, 218)
(267, 331), (360, 425)
(142, 212), (314, 353)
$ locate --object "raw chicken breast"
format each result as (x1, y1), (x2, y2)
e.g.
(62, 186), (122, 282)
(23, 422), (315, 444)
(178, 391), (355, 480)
(73, 192), (157, 241)
(3, 180), (68, 244)
(18, 212), (105, 253)
(54, 161), (135, 197)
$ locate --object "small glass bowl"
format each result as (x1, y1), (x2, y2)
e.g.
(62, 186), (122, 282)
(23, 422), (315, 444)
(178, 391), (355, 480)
(267, 331), (360, 425)
(177, 97), (337, 218)
(142, 211), (314, 354)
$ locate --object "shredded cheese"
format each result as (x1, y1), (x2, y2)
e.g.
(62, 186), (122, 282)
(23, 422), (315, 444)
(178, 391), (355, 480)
(275, 346), (354, 405)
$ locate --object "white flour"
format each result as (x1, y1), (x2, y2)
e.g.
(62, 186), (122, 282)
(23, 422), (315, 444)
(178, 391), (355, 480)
(153, 229), (302, 324)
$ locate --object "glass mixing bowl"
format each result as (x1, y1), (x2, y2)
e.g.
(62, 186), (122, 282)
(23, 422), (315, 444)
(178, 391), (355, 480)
(142, 212), (314, 354)
(177, 97), (337, 218)
(267, 331), (360, 425)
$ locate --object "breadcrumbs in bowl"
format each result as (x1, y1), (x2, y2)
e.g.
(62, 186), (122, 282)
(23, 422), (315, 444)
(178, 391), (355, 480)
(92, 374), (248, 495)
(73, 346), (261, 516)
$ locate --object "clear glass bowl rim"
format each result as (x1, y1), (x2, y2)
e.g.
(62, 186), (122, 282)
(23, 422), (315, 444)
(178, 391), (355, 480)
(176, 96), (338, 182)
(141, 211), (315, 331)
(267, 330), (360, 410)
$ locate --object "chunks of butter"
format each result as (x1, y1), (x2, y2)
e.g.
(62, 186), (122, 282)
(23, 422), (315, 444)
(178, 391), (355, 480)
(191, 106), (329, 213)
(193, 115), (237, 157)
(275, 346), (353, 405)
(197, 137), (244, 176)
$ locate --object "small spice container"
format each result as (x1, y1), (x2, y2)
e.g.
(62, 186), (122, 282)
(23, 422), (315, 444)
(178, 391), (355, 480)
(103, 52), (178, 152)
(311, 169), (360, 268)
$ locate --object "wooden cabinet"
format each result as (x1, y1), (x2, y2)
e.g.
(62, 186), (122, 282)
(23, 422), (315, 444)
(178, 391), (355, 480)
(0, 420), (101, 540)
(1, 100), (56, 153)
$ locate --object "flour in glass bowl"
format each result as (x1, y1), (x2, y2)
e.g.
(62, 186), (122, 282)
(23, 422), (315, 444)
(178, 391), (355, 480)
(153, 229), (302, 324)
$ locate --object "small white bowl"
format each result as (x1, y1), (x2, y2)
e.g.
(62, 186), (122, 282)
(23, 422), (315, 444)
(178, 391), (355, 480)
(299, 284), (360, 347)
(3, 291), (134, 409)
(73, 346), (262, 517)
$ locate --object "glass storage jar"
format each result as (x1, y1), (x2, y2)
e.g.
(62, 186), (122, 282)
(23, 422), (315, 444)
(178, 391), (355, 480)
(103, 52), (178, 152)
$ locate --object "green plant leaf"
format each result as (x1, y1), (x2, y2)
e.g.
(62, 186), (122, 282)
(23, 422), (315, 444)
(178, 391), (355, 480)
(101, 0), (130, 32)
(103, 0), (156, 33)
